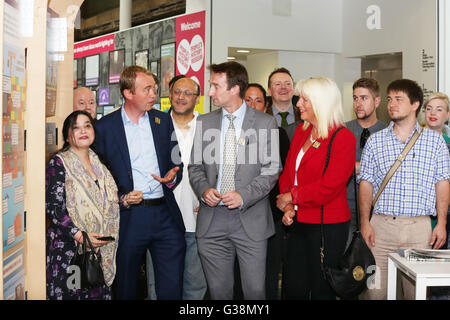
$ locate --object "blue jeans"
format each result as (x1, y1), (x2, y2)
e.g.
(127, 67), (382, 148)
(147, 232), (207, 300)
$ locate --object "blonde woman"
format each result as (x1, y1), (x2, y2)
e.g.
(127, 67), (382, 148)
(276, 77), (356, 299)
(423, 92), (450, 144)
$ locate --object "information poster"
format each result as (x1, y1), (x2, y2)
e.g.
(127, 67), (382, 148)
(85, 54), (99, 86)
(109, 49), (125, 84)
(45, 8), (62, 117)
(160, 43), (175, 97)
(3, 247), (25, 300)
(135, 49), (149, 69)
(3, 0), (26, 299)
(175, 11), (205, 114)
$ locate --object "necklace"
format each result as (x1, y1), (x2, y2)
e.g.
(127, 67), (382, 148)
(310, 134), (315, 143)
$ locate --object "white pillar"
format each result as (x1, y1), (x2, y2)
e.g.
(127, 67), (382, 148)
(119, 0), (132, 30)
(186, 0), (206, 13)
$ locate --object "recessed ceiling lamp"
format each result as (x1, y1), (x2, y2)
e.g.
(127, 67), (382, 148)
(236, 49), (250, 53)
(227, 56), (236, 60)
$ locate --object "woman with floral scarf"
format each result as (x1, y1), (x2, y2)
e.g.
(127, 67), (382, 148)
(46, 110), (119, 300)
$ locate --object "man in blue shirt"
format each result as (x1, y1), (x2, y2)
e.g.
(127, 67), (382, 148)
(95, 66), (186, 300)
(359, 79), (450, 300)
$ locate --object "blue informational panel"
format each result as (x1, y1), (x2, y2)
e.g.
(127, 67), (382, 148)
(2, 0), (27, 300)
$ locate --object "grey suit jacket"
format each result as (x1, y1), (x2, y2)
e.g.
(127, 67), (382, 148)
(188, 105), (281, 241)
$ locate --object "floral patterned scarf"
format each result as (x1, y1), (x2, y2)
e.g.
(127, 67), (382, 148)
(57, 148), (120, 287)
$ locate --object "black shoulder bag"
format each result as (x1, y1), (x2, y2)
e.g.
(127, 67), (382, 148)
(70, 231), (105, 289)
(319, 127), (376, 299)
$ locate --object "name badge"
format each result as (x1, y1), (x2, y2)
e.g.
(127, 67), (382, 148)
(312, 141), (321, 149)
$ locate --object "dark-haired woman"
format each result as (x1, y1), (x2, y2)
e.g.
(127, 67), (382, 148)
(46, 110), (120, 300)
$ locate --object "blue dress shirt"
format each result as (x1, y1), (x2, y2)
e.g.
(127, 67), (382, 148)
(121, 107), (164, 199)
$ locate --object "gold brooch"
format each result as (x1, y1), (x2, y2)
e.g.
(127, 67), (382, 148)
(155, 117), (160, 124)
(352, 266), (365, 281)
(312, 141), (321, 149)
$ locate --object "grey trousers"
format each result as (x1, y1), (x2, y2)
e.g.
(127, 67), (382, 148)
(197, 206), (268, 300)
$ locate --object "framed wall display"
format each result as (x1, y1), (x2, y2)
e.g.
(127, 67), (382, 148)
(103, 105), (115, 116)
(85, 54), (99, 86)
(160, 43), (176, 97)
(135, 49), (149, 69)
(150, 60), (159, 78)
(109, 49), (125, 84)
(98, 88), (110, 106)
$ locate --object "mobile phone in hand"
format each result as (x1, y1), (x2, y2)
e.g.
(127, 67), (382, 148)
(96, 236), (115, 241)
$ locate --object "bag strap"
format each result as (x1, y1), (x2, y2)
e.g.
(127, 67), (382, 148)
(81, 230), (97, 253)
(371, 127), (422, 207)
(319, 127), (344, 266)
(352, 167), (360, 230)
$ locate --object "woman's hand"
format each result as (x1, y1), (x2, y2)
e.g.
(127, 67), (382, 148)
(73, 231), (111, 248)
(88, 233), (111, 248)
(124, 190), (143, 206)
(276, 192), (293, 211)
(282, 203), (296, 226)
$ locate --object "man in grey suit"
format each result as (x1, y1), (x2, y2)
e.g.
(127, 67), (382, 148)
(188, 61), (281, 299)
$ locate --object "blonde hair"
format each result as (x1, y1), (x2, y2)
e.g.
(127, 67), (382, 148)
(296, 77), (344, 139)
(423, 92), (450, 112)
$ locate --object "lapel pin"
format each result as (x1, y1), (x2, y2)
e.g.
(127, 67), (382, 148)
(238, 138), (246, 145)
(312, 141), (321, 149)
(155, 117), (160, 124)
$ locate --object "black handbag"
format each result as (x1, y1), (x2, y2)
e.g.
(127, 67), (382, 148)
(319, 127), (376, 299)
(70, 231), (105, 289)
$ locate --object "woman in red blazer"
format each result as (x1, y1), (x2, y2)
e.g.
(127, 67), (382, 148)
(277, 77), (355, 300)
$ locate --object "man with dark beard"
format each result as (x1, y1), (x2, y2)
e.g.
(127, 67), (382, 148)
(345, 78), (387, 247)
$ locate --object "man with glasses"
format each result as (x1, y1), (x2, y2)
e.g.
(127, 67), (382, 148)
(146, 76), (207, 300)
(345, 78), (386, 247)
(95, 66), (186, 299)
(266, 67), (301, 128)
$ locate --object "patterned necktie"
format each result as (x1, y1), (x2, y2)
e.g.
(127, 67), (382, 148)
(279, 112), (289, 127)
(220, 114), (236, 194)
(360, 128), (371, 149)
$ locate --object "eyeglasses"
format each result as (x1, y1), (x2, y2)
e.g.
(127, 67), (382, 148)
(172, 89), (198, 97)
(360, 128), (370, 149)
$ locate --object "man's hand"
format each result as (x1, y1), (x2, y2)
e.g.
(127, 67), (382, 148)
(361, 221), (375, 248)
(430, 223), (447, 249)
(276, 192), (292, 211)
(221, 191), (243, 209)
(282, 203), (295, 226)
(152, 166), (180, 184)
(202, 188), (221, 207)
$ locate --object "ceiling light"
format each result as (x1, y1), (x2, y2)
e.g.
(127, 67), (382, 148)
(236, 50), (250, 53)
(227, 56), (236, 60)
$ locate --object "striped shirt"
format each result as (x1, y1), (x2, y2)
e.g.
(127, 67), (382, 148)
(358, 121), (450, 217)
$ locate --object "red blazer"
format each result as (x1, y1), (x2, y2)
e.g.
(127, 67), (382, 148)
(279, 123), (356, 224)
